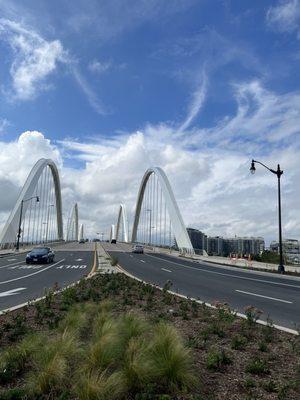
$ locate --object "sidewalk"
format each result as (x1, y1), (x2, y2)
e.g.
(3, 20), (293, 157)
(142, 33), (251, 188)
(97, 243), (119, 273)
(148, 246), (300, 274)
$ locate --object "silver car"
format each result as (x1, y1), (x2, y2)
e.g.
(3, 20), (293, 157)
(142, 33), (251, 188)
(132, 244), (144, 254)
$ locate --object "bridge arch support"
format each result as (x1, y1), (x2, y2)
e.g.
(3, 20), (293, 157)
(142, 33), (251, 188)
(0, 158), (63, 246)
(132, 167), (194, 254)
(116, 204), (129, 243)
(66, 203), (79, 241)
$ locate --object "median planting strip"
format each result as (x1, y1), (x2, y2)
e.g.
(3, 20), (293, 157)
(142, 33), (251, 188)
(0, 271), (299, 400)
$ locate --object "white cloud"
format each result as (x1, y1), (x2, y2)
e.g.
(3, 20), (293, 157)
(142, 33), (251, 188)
(178, 70), (208, 131)
(0, 18), (66, 100)
(88, 60), (111, 74)
(0, 79), (299, 244)
(71, 66), (107, 115)
(266, 0), (300, 37)
(0, 118), (9, 134)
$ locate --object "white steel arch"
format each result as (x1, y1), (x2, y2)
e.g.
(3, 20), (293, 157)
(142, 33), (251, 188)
(66, 203), (79, 241)
(79, 223), (84, 241)
(116, 204), (129, 243)
(110, 224), (116, 242)
(0, 158), (63, 245)
(132, 167), (194, 254)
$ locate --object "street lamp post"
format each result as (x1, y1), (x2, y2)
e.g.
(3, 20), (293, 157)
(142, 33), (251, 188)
(250, 160), (284, 273)
(16, 196), (40, 251)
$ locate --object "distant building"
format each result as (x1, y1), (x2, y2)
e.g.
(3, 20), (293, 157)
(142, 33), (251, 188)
(187, 227), (264, 257)
(207, 236), (223, 256)
(186, 228), (207, 254)
(270, 239), (300, 254)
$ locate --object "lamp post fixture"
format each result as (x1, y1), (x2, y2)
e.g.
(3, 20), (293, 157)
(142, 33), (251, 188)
(45, 204), (54, 243)
(250, 159), (284, 273)
(16, 196), (40, 251)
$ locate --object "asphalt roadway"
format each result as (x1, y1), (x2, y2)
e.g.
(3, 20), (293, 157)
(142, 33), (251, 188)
(0, 242), (94, 312)
(103, 243), (300, 331)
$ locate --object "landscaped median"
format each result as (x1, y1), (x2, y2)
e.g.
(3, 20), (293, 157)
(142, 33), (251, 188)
(0, 273), (299, 399)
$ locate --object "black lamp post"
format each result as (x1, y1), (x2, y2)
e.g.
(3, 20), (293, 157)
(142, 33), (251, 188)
(16, 196), (40, 251)
(250, 160), (284, 273)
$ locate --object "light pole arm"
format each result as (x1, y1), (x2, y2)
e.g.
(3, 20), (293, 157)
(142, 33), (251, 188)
(252, 159), (283, 177)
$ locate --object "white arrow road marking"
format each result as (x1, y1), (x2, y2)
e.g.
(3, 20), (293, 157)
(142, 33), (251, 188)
(161, 268), (172, 273)
(235, 290), (293, 304)
(0, 259), (65, 285)
(0, 287), (26, 297)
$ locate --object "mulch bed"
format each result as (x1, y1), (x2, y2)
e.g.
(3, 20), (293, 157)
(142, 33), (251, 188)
(0, 273), (299, 399)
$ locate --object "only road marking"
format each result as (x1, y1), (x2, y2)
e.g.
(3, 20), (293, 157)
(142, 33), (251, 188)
(161, 268), (172, 273)
(0, 259), (65, 285)
(0, 287), (26, 297)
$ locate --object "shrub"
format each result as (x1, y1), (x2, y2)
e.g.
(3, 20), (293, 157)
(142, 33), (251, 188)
(148, 323), (196, 392)
(263, 380), (278, 393)
(245, 357), (269, 375)
(244, 306), (262, 326)
(244, 377), (256, 389)
(110, 256), (118, 266)
(258, 341), (268, 352)
(61, 286), (78, 309)
(231, 334), (248, 350)
(214, 301), (235, 324)
(206, 349), (232, 371)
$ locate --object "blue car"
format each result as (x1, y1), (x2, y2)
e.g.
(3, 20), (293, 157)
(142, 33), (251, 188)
(26, 247), (55, 264)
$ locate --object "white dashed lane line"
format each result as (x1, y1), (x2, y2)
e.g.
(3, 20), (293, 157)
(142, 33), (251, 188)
(161, 268), (172, 273)
(140, 260), (146, 263)
(235, 289), (293, 304)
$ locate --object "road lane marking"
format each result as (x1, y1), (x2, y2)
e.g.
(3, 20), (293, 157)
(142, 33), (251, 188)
(7, 258), (17, 261)
(146, 254), (300, 289)
(130, 255), (133, 258)
(161, 268), (172, 273)
(140, 260), (146, 263)
(235, 290), (293, 304)
(0, 259), (65, 285)
(0, 287), (26, 297)
(56, 265), (87, 269)
(0, 260), (30, 269)
(75, 258), (83, 261)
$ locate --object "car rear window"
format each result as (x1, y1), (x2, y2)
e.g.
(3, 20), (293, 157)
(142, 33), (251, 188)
(31, 248), (48, 255)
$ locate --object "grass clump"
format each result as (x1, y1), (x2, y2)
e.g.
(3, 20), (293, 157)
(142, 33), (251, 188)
(75, 371), (125, 400)
(148, 323), (196, 392)
(26, 329), (79, 395)
(231, 334), (248, 350)
(206, 348), (232, 371)
(245, 357), (269, 375)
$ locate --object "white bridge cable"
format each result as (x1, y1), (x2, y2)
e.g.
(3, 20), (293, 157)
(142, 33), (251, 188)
(131, 167), (194, 254)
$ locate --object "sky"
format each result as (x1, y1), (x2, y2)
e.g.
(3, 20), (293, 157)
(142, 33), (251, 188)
(0, 0), (299, 244)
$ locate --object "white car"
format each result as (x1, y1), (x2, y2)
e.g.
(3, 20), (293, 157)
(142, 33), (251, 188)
(132, 244), (144, 254)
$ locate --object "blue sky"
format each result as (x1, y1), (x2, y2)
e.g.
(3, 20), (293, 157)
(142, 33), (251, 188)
(0, 0), (299, 241)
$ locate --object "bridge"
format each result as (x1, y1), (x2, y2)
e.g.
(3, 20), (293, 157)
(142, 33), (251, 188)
(0, 158), (299, 332)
